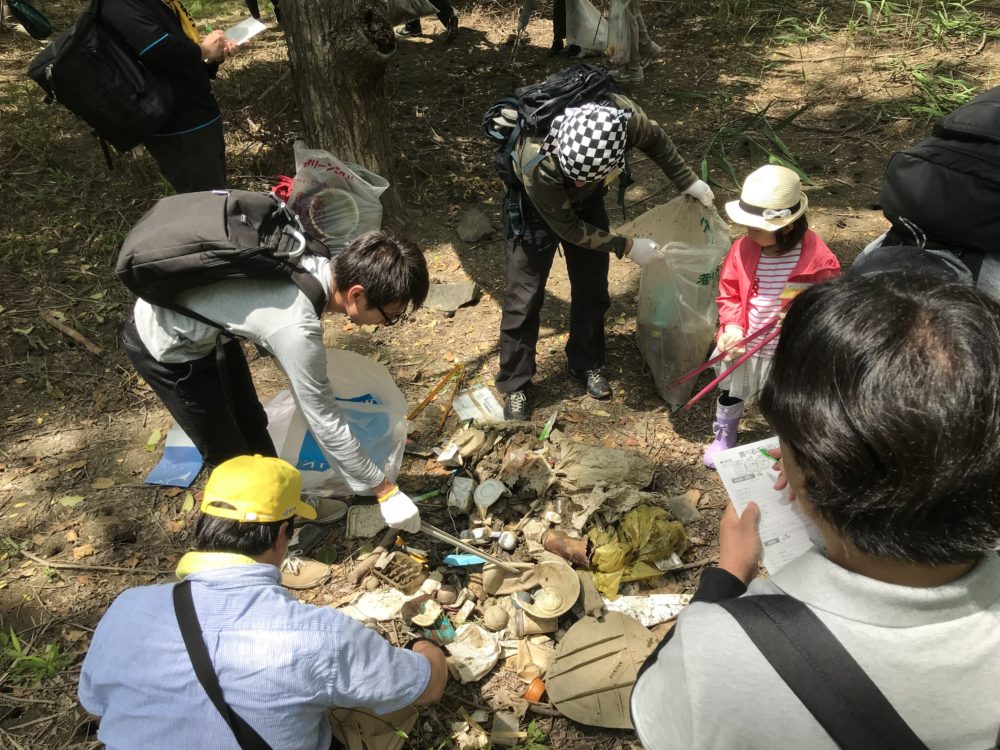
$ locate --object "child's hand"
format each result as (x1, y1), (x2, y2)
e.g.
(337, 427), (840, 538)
(200, 30), (227, 62)
(717, 325), (746, 360)
(765, 446), (796, 500)
(718, 502), (761, 583)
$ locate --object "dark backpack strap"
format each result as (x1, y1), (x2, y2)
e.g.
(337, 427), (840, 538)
(720, 595), (930, 750)
(172, 580), (273, 750)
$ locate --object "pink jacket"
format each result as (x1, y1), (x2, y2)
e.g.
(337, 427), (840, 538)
(717, 229), (841, 332)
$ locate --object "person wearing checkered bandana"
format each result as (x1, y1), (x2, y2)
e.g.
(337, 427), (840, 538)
(495, 92), (715, 421)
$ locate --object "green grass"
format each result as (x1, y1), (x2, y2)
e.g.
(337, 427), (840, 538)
(701, 103), (812, 190)
(0, 628), (74, 686)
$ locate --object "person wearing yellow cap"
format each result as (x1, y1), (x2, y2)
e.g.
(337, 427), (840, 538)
(79, 455), (448, 750)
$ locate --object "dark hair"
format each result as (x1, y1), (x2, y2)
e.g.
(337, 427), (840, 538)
(760, 273), (1000, 564)
(333, 230), (429, 310)
(194, 514), (295, 556)
(774, 215), (808, 254)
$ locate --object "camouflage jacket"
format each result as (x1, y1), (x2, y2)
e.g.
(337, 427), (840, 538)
(512, 92), (699, 255)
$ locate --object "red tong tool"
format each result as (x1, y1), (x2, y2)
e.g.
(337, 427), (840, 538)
(664, 317), (781, 411)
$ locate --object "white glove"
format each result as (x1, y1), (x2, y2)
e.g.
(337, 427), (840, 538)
(378, 487), (421, 533)
(684, 179), (715, 208)
(717, 325), (746, 360)
(627, 237), (665, 267)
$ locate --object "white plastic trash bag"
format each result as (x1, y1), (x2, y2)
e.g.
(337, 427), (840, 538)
(446, 624), (501, 683)
(288, 140), (389, 250)
(265, 348), (408, 495)
(566, 0), (608, 55)
(620, 196), (731, 409)
(385, 0), (438, 26)
(606, 0), (634, 67)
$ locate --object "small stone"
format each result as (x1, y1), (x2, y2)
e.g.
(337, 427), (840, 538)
(456, 207), (493, 242)
(483, 605), (509, 631)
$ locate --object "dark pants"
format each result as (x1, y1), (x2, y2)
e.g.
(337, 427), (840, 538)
(122, 318), (276, 467)
(496, 189), (611, 393)
(406, 0), (454, 25)
(144, 118), (226, 194)
(553, 0), (566, 41)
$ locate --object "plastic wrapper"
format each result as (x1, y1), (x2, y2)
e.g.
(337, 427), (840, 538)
(565, 0), (608, 54)
(620, 196), (731, 409)
(288, 140), (389, 250)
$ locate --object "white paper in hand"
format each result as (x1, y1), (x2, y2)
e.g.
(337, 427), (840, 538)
(715, 436), (824, 575)
(225, 17), (267, 45)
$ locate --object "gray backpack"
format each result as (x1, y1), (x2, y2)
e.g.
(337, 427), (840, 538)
(116, 190), (330, 328)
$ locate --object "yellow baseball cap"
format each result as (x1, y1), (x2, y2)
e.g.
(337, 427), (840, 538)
(201, 455), (317, 522)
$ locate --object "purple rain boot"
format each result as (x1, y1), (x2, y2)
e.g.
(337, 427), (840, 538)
(704, 397), (745, 469)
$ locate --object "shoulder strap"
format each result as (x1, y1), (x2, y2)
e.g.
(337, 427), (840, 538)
(720, 595), (930, 750)
(172, 580), (274, 750)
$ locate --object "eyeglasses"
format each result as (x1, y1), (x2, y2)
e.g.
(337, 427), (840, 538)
(375, 304), (406, 327)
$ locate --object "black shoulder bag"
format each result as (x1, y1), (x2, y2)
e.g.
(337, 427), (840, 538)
(721, 595), (991, 750)
(172, 580), (273, 750)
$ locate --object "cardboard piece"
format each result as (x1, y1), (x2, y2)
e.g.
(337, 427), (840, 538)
(545, 612), (658, 729)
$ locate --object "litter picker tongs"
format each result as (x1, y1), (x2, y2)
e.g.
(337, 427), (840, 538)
(666, 317), (782, 411)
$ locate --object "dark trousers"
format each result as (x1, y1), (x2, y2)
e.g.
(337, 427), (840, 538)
(122, 318), (276, 468)
(496, 190), (611, 393)
(144, 118), (226, 194)
(406, 0), (454, 25)
(553, 0), (566, 40)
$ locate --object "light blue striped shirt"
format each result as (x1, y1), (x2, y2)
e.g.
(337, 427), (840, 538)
(78, 563), (430, 750)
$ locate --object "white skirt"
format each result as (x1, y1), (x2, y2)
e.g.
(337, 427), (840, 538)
(711, 348), (773, 401)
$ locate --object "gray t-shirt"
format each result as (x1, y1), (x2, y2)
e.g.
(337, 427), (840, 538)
(631, 548), (1000, 749)
(132, 257), (383, 492)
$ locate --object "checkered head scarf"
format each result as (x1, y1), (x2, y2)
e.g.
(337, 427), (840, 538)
(544, 103), (632, 183)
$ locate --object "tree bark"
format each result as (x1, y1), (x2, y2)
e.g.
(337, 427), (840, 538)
(281, 0), (407, 220)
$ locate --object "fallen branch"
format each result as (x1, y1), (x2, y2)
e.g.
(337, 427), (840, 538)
(39, 311), (104, 357)
(18, 549), (170, 576)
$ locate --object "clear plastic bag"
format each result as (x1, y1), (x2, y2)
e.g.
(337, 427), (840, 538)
(288, 140), (389, 251)
(385, 0), (438, 26)
(565, 0), (608, 55)
(265, 348), (409, 495)
(606, 0), (634, 67)
(620, 196), (731, 409)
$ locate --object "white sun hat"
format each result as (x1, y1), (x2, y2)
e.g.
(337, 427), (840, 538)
(725, 164), (808, 230)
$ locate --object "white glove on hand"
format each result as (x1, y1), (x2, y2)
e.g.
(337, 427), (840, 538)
(378, 487), (421, 533)
(627, 237), (665, 267)
(717, 325), (746, 360)
(684, 179), (716, 208)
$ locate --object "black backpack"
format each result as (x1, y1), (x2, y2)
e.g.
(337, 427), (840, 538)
(880, 85), (1000, 258)
(27, 0), (174, 167)
(116, 190), (331, 330)
(482, 64), (629, 236)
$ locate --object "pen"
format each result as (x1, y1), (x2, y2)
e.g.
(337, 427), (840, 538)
(759, 447), (775, 462)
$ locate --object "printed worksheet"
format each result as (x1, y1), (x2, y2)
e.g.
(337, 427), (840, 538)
(715, 436), (824, 574)
(225, 17), (267, 45)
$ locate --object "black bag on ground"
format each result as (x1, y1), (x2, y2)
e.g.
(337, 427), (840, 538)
(880, 85), (1000, 256)
(116, 191), (331, 329)
(26, 0), (173, 157)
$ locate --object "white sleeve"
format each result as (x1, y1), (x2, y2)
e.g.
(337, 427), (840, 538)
(267, 321), (384, 492)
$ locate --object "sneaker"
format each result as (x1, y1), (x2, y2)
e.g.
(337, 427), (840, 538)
(444, 14), (459, 42)
(564, 44), (582, 57)
(300, 497), (349, 524)
(638, 40), (662, 68)
(503, 389), (530, 421)
(568, 367), (612, 399)
(611, 65), (644, 84)
(280, 552), (331, 590)
(288, 523), (328, 556)
(397, 19), (421, 36)
(548, 38), (565, 56)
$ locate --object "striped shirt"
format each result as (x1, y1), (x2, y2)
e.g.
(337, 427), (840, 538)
(747, 245), (801, 357)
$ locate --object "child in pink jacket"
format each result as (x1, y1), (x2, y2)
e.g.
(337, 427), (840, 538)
(704, 165), (840, 468)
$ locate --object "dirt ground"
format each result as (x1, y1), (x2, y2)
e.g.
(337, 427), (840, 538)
(1, 0), (998, 747)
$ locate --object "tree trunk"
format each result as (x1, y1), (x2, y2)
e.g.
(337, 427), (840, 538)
(281, 0), (407, 221)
